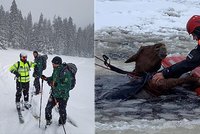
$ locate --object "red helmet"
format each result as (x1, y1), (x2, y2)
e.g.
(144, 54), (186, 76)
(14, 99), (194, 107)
(186, 15), (200, 34)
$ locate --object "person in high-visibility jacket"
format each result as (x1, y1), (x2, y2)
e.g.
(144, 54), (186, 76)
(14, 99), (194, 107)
(9, 52), (35, 110)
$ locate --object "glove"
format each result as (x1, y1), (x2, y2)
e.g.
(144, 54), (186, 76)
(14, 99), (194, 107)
(47, 80), (57, 87)
(54, 82), (57, 87)
(33, 72), (38, 78)
(41, 75), (47, 80)
(47, 80), (52, 86)
(33, 67), (39, 77)
(13, 71), (20, 78)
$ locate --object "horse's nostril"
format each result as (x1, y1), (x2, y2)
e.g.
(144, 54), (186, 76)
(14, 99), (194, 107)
(160, 53), (167, 59)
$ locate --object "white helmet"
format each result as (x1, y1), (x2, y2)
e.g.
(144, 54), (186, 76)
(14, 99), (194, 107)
(20, 52), (28, 62)
(20, 52), (27, 58)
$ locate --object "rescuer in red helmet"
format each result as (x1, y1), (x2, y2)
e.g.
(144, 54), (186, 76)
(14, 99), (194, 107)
(153, 15), (200, 82)
(187, 15), (200, 42)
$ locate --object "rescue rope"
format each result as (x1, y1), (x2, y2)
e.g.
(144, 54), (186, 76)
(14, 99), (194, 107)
(95, 63), (111, 71)
(95, 55), (131, 75)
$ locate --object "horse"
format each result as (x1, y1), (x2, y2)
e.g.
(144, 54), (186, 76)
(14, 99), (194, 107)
(125, 43), (167, 74)
(98, 43), (199, 100)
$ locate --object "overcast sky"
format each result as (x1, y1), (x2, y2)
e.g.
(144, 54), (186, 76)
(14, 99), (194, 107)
(0, 0), (94, 28)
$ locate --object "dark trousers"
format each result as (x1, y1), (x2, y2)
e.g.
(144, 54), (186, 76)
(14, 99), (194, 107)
(16, 81), (29, 102)
(45, 94), (68, 123)
(34, 77), (40, 94)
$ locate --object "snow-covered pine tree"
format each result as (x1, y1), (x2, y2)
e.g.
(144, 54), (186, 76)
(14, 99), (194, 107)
(0, 5), (9, 49)
(33, 13), (45, 51)
(83, 24), (94, 57)
(76, 27), (83, 56)
(52, 16), (65, 55)
(42, 19), (54, 54)
(9, 0), (25, 49)
(0, 0), (94, 58)
(24, 12), (33, 50)
(64, 17), (76, 56)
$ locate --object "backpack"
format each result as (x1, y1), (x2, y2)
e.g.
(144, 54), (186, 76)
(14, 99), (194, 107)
(40, 54), (48, 70)
(59, 63), (77, 90)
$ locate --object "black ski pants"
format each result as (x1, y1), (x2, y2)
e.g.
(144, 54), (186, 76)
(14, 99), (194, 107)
(45, 94), (68, 123)
(16, 81), (29, 102)
(34, 77), (40, 94)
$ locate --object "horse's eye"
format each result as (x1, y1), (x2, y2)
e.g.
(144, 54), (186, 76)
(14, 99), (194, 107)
(155, 46), (160, 50)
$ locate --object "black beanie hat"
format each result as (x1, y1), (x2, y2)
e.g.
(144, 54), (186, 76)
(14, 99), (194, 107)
(52, 56), (62, 65)
(33, 51), (38, 54)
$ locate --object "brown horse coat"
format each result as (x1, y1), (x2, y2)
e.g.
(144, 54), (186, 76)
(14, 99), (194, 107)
(125, 43), (167, 74)
(125, 43), (198, 97)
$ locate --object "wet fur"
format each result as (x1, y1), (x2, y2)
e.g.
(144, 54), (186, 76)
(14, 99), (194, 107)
(126, 43), (198, 96)
(125, 43), (167, 74)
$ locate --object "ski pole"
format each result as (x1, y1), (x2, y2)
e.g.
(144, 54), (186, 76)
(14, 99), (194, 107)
(60, 115), (67, 134)
(39, 79), (44, 128)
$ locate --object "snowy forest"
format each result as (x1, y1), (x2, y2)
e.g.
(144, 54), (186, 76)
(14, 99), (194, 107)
(0, 0), (94, 57)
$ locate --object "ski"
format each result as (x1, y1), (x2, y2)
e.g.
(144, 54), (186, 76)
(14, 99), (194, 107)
(29, 88), (40, 120)
(67, 117), (78, 127)
(31, 112), (40, 120)
(54, 107), (78, 127)
(44, 123), (52, 130)
(29, 105), (40, 120)
(17, 109), (24, 124)
(44, 124), (49, 130)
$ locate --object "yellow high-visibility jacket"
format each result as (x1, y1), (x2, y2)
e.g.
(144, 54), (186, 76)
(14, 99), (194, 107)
(9, 61), (35, 83)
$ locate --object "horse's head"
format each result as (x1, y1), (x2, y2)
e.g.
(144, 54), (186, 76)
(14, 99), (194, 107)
(125, 43), (167, 74)
(154, 43), (167, 60)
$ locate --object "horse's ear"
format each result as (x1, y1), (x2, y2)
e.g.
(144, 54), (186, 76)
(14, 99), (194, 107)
(125, 46), (143, 63)
(125, 54), (137, 63)
(154, 43), (165, 51)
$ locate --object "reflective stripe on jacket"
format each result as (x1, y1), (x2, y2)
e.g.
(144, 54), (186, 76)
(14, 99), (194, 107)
(162, 45), (200, 78)
(9, 61), (35, 82)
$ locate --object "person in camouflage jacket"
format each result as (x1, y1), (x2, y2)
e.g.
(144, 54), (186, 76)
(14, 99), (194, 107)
(41, 56), (72, 125)
(33, 51), (44, 95)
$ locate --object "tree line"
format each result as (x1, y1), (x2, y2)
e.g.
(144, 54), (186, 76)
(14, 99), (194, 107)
(0, 0), (94, 57)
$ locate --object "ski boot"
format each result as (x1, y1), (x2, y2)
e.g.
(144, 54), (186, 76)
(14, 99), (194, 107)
(34, 89), (41, 95)
(44, 119), (52, 129)
(46, 120), (52, 126)
(58, 118), (66, 126)
(24, 101), (31, 109)
(16, 102), (21, 110)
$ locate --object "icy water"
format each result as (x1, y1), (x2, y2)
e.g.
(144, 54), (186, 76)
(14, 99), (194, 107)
(96, 127), (200, 134)
(95, 74), (200, 134)
(95, 28), (200, 133)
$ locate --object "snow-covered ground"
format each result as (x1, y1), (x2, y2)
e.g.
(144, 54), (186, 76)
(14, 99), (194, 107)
(0, 49), (94, 134)
(95, 0), (200, 134)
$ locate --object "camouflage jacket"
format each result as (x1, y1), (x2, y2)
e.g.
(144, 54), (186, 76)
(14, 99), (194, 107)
(47, 65), (72, 100)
